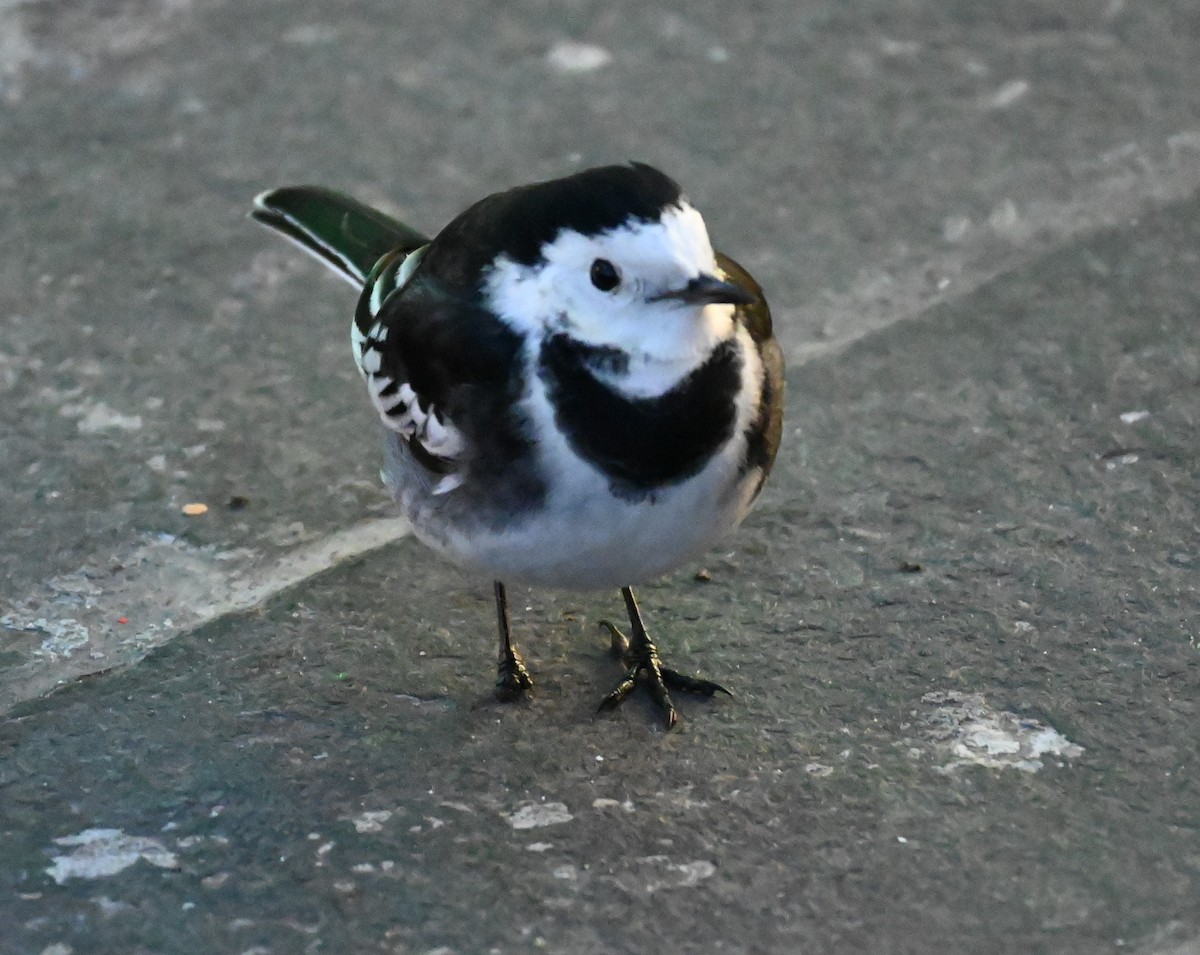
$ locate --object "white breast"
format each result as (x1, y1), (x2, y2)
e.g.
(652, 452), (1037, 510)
(416, 325), (766, 589)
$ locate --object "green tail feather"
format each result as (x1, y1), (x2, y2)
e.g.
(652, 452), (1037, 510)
(251, 186), (430, 286)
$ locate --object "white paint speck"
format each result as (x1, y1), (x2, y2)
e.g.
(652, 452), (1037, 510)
(526, 842), (554, 852)
(943, 215), (972, 243)
(1167, 130), (1200, 154)
(282, 24), (339, 45)
(988, 199), (1021, 234)
(38, 627), (89, 658)
(504, 802), (573, 830)
(1119, 410), (1150, 424)
(985, 79), (1030, 109)
(1101, 142), (1140, 165)
(350, 810), (393, 834)
(921, 691), (1084, 773)
(627, 856), (717, 893)
(60, 400), (143, 433)
(2, 615), (91, 660)
(879, 38), (921, 57)
(45, 828), (180, 884)
(546, 41), (612, 73)
(94, 894), (134, 916)
(670, 860), (716, 887)
(593, 796), (636, 812)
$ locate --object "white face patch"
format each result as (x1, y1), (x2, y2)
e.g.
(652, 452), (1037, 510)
(483, 203), (736, 382)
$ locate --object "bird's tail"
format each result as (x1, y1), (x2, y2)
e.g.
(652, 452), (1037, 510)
(251, 186), (430, 287)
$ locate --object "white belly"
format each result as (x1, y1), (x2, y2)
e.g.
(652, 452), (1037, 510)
(397, 324), (767, 589)
(422, 436), (758, 589)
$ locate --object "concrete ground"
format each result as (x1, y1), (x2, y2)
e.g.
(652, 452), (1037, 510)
(2, 1), (1199, 953)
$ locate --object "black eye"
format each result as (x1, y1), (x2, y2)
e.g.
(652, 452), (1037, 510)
(589, 258), (621, 292)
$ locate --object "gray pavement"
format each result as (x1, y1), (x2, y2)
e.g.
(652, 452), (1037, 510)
(2, 1), (1199, 953)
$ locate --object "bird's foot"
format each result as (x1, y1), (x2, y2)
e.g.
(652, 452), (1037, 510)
(596, 621), (730, 729)
(496, 647), (534, 702)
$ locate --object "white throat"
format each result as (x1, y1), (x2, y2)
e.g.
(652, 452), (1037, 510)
(483, 202), (736, 395)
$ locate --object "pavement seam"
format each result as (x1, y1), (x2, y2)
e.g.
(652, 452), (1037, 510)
(4, 144), (1200, 715)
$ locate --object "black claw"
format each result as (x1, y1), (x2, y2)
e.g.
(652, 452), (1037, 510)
(661, 668), (733, 699)
(594, 588), (725, 729)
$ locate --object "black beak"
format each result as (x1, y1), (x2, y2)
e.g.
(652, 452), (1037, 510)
(649, 273), (759, 307)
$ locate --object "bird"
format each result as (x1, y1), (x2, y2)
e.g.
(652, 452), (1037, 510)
(251, 162), (784, 728)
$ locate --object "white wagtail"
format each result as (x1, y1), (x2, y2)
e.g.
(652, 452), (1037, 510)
(252, 162), (784, 728)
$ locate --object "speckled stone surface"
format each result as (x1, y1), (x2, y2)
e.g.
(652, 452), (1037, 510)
(2, 2), (1199, 953)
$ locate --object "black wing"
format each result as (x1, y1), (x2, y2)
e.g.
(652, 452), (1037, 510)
(355, 274), (531, 493)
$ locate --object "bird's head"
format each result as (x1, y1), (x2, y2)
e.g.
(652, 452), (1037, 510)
(476, 164), (756, 365)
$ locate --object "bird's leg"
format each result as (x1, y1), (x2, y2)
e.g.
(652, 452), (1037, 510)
(493, 580), (533, 700)
(597, 586), (730, 728)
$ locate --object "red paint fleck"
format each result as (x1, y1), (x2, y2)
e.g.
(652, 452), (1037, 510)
(117, 616), (129, 625)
